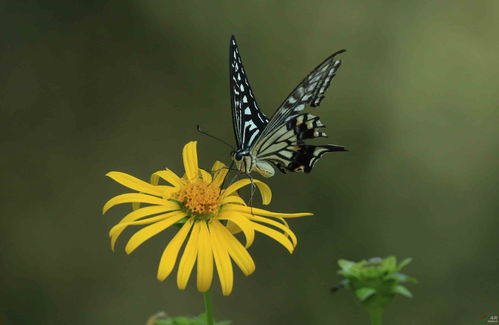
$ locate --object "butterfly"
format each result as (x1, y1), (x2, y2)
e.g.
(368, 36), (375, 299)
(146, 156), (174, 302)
(230, 35), (346, 177)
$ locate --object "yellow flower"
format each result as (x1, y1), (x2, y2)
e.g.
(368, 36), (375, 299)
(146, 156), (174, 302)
(103, 141), (311, 295)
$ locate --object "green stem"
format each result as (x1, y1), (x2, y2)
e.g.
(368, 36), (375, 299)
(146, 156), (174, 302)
(367, 308), (383, 325)
(203, 291), (214, 325)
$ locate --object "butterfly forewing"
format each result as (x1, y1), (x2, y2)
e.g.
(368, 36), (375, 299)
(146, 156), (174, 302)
(250, 49), (346, 173)
(230, 36), (269, 150)
(258, 49), (345, 140)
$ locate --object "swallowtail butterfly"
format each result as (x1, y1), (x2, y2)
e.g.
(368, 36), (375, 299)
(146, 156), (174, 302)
(230, 35), (346, 177)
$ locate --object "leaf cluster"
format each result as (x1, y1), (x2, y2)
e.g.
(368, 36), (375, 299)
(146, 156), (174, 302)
(336, 256), (417, 309)
(153, 313), (231, 325)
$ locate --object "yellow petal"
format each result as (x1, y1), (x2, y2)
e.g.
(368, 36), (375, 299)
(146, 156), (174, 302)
(251, 222), (294, 253)
(118, 202), (180, 225)
(276, 216), (290, 228)
(103, 193), (166, 214)
(124, 212), (186, 254)
(177, 221), (200, 290)
(150, 173), (160, 186)
(109, 208), (179, 238)
(152, 169), (185, 187)
(275, 216), (292, 242)
(222, 204), (312, 219)
(211, 161), (228, 188)
(221, 179), (272, 205)
(209, 222), (233, 296)
(196, 221), (213, 292)
(199, 169), (212, 183)
(226, 220), (242, 234)
(131, 187), (175, 211)
(157, 219), (194, 281)
(106, 172), (164, 196)
(111, 213), (173, 249)
(182, 141), (199, 182)
(109, 204), (179, 251)
(211, 220), (255, 276)
(220, 195), (246, 206)
(245, 214), (297, 247)
(216, 212), (255, 248)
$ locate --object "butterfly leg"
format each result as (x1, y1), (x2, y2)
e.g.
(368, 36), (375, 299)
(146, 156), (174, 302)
(220, 160), (236, 188)
(228, 169), (240, 186)
(248, 174), (256, 216)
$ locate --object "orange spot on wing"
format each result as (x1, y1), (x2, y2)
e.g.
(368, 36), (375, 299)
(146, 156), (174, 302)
(294, 166), (305, 172)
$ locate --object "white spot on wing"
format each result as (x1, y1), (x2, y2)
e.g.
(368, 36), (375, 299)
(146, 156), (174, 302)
(307, 83), (317, 92)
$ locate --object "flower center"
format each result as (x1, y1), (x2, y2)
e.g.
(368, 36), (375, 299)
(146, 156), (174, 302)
(173, 181), (220, 216)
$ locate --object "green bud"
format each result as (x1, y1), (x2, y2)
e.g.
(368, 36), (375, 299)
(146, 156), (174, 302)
(332, 256), (417, 324)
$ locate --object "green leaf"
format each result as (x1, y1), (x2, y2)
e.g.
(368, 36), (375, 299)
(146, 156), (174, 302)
(355, 287), (376, 301)
(194, 313), (231, 325)
(385, 272), (408, 282)
(392, 285), (413, 298)
(383, 256), (397, 272)
(397, 258), (412, 271)
(338, 259), (355, 273)
(154, 320), (173, 325)
(153, 316), (202, 325)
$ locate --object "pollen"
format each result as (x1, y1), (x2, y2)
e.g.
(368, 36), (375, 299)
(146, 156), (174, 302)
(173, 180), (220, 215)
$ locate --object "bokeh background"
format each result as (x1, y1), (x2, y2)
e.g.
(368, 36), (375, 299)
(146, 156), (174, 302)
(1, 1), (498, 324)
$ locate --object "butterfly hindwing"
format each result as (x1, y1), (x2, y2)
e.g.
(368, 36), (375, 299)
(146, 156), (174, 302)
(256, 113), (346, 173)
(282, 144), (346, 173)
(230, 36), (269, 149)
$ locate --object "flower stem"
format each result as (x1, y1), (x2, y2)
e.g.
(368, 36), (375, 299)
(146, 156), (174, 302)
(367, 308), (383, 325)
(203, 291), (214, 325)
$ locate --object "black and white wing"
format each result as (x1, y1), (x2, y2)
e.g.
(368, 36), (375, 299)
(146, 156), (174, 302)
(230, 35), (269, 150)
(251, 49), (347, 173)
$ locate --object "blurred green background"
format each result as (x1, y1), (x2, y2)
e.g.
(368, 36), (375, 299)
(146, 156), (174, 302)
(1, 1), (497, 324)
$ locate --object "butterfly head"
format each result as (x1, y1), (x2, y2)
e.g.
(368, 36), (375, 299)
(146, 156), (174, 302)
(231, 150), (245, 162)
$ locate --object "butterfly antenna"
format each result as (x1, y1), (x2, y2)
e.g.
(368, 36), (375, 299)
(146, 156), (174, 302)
(197, 125), (233, 149)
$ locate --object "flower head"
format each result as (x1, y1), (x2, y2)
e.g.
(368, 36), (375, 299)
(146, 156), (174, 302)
(103, 141), (311, 295)
(334, 256), (417, 307)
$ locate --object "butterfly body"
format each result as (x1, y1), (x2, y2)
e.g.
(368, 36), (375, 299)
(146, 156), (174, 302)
(229, 36), (346, 177)
(232, 149), (275, 177)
